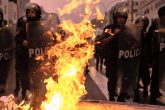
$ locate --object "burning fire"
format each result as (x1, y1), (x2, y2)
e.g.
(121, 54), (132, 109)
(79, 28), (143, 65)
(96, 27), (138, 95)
(9, 0), (104, 110)
(38, 1), (102, 109)
(39, 20), (95, 110)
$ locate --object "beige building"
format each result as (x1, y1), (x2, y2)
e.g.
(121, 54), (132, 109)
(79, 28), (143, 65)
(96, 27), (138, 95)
(0, 0), (30, 24)
(139, 0), (165, 21)
(17, 0), (30, 18)
(8, 1), (17, 24)
(0, 0), (9, 21)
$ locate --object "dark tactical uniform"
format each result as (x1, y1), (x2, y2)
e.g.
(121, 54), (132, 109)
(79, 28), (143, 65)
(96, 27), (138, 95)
(14, 16), (30, 99)
(100, 7), (128, 101)
(25, 3), (56, 109)
(150, 5), (165, 104)
(0, 8), (11, 95)
(102, 24), (119, 101)
(135, 16), (151, 99)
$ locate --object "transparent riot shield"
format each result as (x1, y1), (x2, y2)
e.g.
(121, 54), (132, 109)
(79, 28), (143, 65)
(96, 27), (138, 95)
(45, 13), (60, 33)
(158, 25), (165, 91)
(117, 24), (141, 96)
(26, 20), (54, 107)
(0, 25), (15, 92)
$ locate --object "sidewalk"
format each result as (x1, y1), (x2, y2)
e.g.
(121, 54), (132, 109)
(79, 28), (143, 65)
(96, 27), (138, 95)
(87, 59), (165, 105)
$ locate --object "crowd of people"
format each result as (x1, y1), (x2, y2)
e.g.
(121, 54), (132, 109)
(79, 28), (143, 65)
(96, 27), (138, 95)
(0, 3), (59, 109)
(0, 2), (165, 108)
(95, 5), (165, 105)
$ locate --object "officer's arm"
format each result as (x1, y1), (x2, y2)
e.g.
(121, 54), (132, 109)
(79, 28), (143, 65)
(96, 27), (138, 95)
(15, 28), (26, 44)
(100, 28), (120, 45)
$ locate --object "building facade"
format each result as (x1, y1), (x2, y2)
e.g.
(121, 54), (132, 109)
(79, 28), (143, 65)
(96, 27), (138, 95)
(0, 0), (30, 25)
(139, 0), (165, 21)
(9, 0), (17, 24)
(0, 0), (9, 22)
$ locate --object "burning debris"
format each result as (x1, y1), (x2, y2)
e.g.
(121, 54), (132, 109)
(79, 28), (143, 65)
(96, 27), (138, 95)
(0, 94), (19, 110)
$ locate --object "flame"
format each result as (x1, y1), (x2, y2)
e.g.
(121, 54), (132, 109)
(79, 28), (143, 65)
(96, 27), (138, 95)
(39, 0), (98, 110)
(95, 6), (104, 20)
(17, 0), (106, 110)
(40, 20), (95, 110)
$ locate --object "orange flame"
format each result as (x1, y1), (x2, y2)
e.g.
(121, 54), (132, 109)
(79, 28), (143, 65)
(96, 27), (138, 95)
(17, 0), (106, 110)
(40, 1), (98, 110)
(40, 20), (95, 110)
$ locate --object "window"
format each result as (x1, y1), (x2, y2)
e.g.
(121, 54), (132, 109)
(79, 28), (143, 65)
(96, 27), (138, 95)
(136, 2), (139, 6)
(144, 7), (150, 14)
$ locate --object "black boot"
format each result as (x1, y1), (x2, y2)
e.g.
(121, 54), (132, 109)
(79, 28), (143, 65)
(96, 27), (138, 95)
(0, 88), (5, 96)
(117, 93), (125, 102)
(109, 96), (115, 101)
(150, 96), (157, 105)
(133, 90), (140, 102)
(143, 88), (148, 98)
(22, 91), (28, 100)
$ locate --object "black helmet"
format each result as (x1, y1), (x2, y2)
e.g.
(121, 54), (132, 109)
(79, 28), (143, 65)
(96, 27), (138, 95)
(113, 7), (128, 20)
(25, 3), (42, 20)
(134, 16), (149, 30)
(158, 5), (165, 17)
(152, 16), (159, 26)
(134, 16), (142, 24)
(16, 16), (27, 31)
(141, 16), (149, 30)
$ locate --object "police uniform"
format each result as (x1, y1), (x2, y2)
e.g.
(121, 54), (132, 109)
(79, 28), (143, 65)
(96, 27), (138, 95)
(150, 5), (165, 104)
(0, 8), (9, 95)
(135, 16), (151, 99)
(102, 24), (119, 101)
(14, 16), (30, 99)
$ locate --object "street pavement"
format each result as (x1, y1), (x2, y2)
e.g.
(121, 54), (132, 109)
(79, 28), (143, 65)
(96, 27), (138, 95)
(3, 58), (165, 109)
(84, 59), (165, 107)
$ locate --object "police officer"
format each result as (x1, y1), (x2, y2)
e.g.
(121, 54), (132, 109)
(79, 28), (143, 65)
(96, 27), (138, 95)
(135, 16), (151, 99)
(100, 7), (128, 101)
(14, 16), (29, 100)
(150, 5), (165, 104)
(0, 8), (8, 95)
(14, 3), (42, 100)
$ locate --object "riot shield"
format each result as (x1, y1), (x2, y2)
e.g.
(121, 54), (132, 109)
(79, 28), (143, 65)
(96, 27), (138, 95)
(0, 25), (15, 91)
(45, 13), (60, 33)
(158, 25), (165, 91)
(117, 24), (141, 95)
(26, 20), (54, 107)
(27, 20), (53, 59)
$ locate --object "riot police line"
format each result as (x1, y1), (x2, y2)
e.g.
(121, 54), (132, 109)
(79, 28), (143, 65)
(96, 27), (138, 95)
(0, 1), (165, 107)
(95, 4), (165, 105)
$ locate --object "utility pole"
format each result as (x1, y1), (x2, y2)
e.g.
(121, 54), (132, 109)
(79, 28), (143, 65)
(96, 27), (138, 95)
(131, 0), (134, 22)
